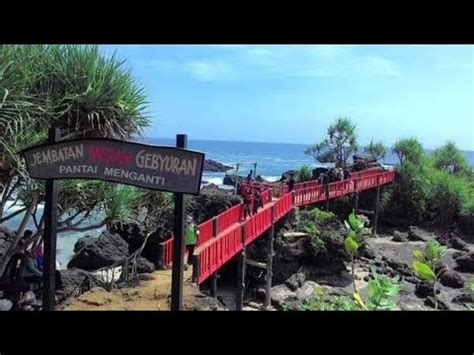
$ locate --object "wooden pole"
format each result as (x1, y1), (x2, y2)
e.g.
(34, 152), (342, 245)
(171, 134), (187, 311)
(325, 181), (330, 211)
(263, 206), (275, 310)
(373, 176), (380, 237)
(253, 162), (257, 180)
(210, 273), (217, 298)
(234, 163), (240, 195)
(354, 178), (359, 214)
(42, 127), (61, 311)
(236, 248), (246, 310)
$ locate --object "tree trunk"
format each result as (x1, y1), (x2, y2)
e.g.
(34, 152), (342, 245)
(0, 197), (37, 278)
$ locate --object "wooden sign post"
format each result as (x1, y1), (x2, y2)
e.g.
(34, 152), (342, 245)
(171, 134), (187, 311)
(21, 133), (204, 311)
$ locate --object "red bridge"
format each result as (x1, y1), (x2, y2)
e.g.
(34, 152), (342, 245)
(159, 167), (396, 287)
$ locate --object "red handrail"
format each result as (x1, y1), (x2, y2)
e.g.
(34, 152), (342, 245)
(160, 168), (396, 282)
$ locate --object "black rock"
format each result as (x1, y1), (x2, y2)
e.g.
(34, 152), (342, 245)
(59, 268), (103, 296)
(223, 174), (243, 186)
(386, 259), (406, 272)
(408, 226), (433, 242)
(381, 256), (388, 262)
(415, 281), (440, 298)
(439, 269), (465, 289)
(73, 236), (96, 253)
(279, 170), (298, 182)
(363, 276), (370, 282)
(136, 257), (155, 273)
(392, 231), (408, 242)
(455, 252), (474, 272)
(425, 296), (449, 310)
(285, 272), (306, 291)
(203, 159), (233, 172)
(67, 231), (129, 271)
(361, 247), (376, 260)
(404, 276), (418, 284)
(452, 293), (472, 305)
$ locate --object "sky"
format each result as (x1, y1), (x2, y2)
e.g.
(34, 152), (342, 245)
(102, 45), (474, 151)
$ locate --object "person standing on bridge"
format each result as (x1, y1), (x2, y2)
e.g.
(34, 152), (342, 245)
(253, 188), (262, 215)
(184, 216), (199, 271)
(243, 187), (253, 218)
(246, 170), (254, 184)
(288, 172), (296, 192)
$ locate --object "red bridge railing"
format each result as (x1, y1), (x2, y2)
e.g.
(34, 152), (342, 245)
(159, 169), (396, 277)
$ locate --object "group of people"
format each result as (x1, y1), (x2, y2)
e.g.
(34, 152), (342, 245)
(242, 185), (264, 218)
(317, 167), (351, 184)
(2, 230), (63, 307)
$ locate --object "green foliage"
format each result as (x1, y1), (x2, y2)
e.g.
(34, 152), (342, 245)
(413, 239), (447, 270)
(366, 269), (400, 310)
(296, 165), (313, 182)
(412, 261), (436, 282)
(365, 140), (386, 161)
(412, 239), (446, 310)
(104, 184), (143, 222)
(432, 141), (469, 174)
(393, 137), (423, 165)
(298, 207), (338, 254)
(305, 117), (357, 167)
(343, 211), (371, 255)
(302, 288), (358, 311)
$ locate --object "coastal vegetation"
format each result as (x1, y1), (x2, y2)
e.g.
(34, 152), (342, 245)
(0, 45), (151, 277)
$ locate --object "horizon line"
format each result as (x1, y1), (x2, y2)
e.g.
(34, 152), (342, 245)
(139, 136), (467, 152)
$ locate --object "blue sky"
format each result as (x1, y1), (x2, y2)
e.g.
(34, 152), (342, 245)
(102, 45), (473, 150)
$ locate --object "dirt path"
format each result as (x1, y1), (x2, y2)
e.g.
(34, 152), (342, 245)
(59, 268), (211, 311)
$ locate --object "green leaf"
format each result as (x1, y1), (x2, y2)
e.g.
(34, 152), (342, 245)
(344, 220), (351, 230)
(348, 212), (361, 231)
(344, 236), (359, 254)
(413, 261), (436, 282)
(412, 250), (424, 260)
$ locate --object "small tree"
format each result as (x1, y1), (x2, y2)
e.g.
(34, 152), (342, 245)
(365, 140), (386, 161)
(432, 141), (469, 174)
(393, 137), (423, 166)
(343, 211), (372, 294)
(412, 239), (447, 310)
(305, 117), (357, 168)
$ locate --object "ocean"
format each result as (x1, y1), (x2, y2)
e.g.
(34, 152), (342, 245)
(3, 138), (474, 267)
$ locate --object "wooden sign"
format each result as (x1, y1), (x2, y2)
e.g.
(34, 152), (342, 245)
(21, 138), (205, 194)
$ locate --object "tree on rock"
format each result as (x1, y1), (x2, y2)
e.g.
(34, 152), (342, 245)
(305, 117), (357, 168)
(365, 140), (386, 161)
(432, 141), (469, 174)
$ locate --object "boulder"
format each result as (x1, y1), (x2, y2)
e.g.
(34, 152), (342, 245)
(285, 272), (306, 291)
(203, 159), (233, 172)
(270, 284), (296, 308)
(59, 268), (103, 296)
(455, 252), (474, 272)
(192, 187), (241, 223)
(451, 293), (472, 306)
(295, 282), (315, 301)
(439, 269), (465, 289)
(424, 296), (449, 310)
(223, 174), (243, 186)
(67, 231), (129, 271)
(135, 257), (155, 274)
(415, 281), (440, 298)
(279, 170), (297, 182)
(73, 236), (96, 253)
(392, 231), (408, 242)
(312, 167), (328, 179)
(437, 233), (470, 252)
(408, 226), (434, 242)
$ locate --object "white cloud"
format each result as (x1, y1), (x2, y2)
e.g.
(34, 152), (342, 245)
(185, 60), (230, 81)
(142, 45), (402, 81)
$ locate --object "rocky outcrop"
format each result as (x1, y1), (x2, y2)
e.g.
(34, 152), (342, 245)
(223, 174), (243, 186)
(191, 186), (241, 223)
(408, 226), (434, 242)
(455, 252), (474, 272)
(67, 231), (129, 271)
(279, 170), (297, 182)
(203, 160), (233, 172)
(60, 268), (103, 295)
(392, 230), (408, 242)
(437, 232), (470, 252)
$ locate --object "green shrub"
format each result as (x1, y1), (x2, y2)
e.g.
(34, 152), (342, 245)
(297, 165), (313, 182)
(302, 287), (358, 311)
(299, 208), (339, 254)
(366, 269), (400, 310)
